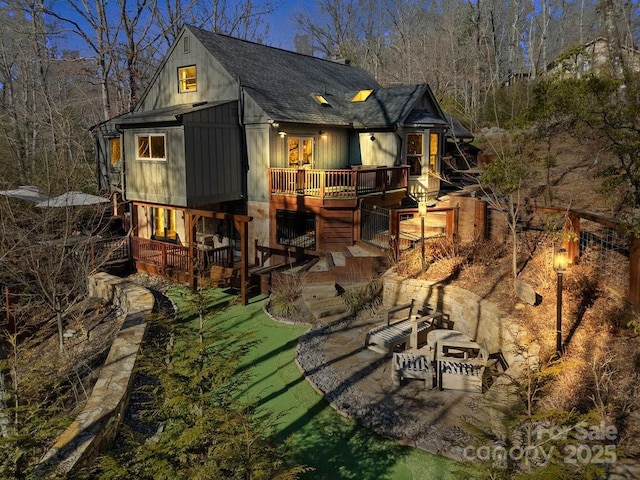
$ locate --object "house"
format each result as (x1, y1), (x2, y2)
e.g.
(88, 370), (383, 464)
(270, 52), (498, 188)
(547, 37), (640, 79)
(93, 25), (450, 300)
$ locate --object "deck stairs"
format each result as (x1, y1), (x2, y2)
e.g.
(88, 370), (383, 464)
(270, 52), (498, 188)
(300, 281), (351, 324)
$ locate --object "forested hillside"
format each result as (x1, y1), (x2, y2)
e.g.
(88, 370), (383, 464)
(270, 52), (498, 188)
(0, 0), (638, 192)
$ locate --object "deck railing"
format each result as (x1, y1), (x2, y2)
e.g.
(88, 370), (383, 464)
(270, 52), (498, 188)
(90, 236), (130, 268)
(269, 166), (409, 200)
(131, 237), (189, 273)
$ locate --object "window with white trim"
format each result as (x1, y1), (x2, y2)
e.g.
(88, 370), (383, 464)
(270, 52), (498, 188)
(178, 65), (197, 93)
(136, 134), (166, 161)
(406, 133), (424, 176)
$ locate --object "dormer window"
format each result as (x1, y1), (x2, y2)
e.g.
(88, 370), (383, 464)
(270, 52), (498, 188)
(351, 89), (373, 102)
(314, 94), (329, 105)
(178, 65), (197, 93)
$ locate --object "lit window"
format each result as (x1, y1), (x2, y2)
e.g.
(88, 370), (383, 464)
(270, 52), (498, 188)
(136, 134), (166, 161)
(406, 133), (423, 176)
(314, 94), (329, 105)
(178, 65), (197, 93)
(151, 207), (177, 242)
(351, 89), (373, 102)
(288, 136), (314, 167)
(429, 133), (439, 173)
(109, 137), (122, 170)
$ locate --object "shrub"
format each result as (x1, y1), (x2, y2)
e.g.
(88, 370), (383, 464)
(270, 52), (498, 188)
(269, 272), (304, 320)
(341, 278), (381, 314)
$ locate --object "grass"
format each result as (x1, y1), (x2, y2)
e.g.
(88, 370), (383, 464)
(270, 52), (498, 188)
(169, 287), (466, 480)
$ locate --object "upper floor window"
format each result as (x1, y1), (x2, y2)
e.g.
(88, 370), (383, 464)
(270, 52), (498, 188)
(429, 132), (439, 173)
(288, 136), (314, 168)
(406, 133), (423, 176)
(178, 65), (197, 93)
(136, 134), (166, 161)
(109, 136), (122, 170)
(406, 132), (439, 176)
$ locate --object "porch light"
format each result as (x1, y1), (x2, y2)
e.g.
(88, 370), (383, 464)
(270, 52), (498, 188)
(278, 131), (287, 138)
(553, 247), (568, 273)
(418, 201), (427, 272)
(553, 247), (569, 357)
(418, 201), (428, 218)
(319, 130), (327, 139)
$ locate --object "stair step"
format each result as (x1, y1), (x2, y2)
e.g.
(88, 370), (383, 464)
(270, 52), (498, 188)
(301, 282), (338, 301)
(346, 244), (379, 257)
(308, 258), (329, 272)
(330, 251), (346, 267)
(307, 297), (348, 318)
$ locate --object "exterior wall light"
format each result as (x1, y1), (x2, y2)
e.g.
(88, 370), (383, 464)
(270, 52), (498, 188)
(278, 131), (287, 138)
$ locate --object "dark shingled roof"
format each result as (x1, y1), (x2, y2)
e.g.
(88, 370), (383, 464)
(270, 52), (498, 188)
(188, 26), (444, 128)
(115, 101), (233, 126)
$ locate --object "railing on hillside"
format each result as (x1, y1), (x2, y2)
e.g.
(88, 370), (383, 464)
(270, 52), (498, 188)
(359, 203), (459, 260)
(269, 166), (409, 200)
(480, 201), (638, 308)
(90, 236), (130, 268)
(131, 237), (189, 273)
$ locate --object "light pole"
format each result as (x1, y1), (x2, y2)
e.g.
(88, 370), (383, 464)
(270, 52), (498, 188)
(418, 201), (427, 272)
(553, 247), (569, 357)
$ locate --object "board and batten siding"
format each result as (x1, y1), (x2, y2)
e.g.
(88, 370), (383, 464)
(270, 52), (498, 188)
(246, 124), (270, 203)
(183, 103), (243, 206)
(354, 131), (399, 167)
(125, 126), (188, 206)
(269, 125), (350, 169)
(137, 31), (239, 113)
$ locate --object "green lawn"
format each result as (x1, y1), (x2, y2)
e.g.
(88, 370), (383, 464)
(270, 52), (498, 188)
(170, 287), (465, 480)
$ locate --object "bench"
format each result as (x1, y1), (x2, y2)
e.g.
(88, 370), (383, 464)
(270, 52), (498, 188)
(364, 300), (443, 354)
(201, 265), (237, 288)
(391, 350), (436, 389)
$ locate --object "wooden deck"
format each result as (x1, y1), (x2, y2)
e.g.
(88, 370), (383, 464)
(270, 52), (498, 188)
(269, 166), (409, 203)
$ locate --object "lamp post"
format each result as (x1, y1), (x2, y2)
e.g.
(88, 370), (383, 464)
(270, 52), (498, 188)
(553, 247), (569, 357)
(418, 201), (427, 272)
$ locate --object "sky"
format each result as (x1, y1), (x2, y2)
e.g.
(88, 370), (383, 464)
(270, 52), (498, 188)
(264, 0), (315, 50)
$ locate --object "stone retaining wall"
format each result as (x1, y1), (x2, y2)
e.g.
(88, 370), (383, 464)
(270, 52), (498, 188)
(36, 272), (154, 478)
(382, 273), (533, 367)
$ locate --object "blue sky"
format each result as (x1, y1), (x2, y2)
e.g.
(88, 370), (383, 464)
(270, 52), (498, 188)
(265, 0), (315, 49)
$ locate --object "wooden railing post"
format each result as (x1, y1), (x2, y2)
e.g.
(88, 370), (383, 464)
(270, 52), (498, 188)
(161, 243), (168, 274)
(564, 212), (580, 263)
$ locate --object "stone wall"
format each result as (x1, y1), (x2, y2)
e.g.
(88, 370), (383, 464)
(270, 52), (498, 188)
(382, 273), (533, 368)
(36, 273), (154, 478)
